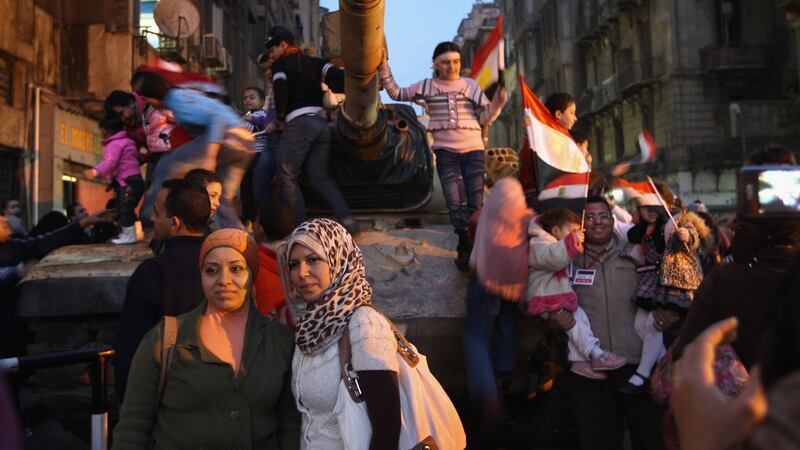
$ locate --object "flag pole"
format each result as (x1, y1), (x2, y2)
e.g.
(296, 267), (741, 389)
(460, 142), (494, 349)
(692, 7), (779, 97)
(581, 171), (590, 230)
(647, 176), (690, 253)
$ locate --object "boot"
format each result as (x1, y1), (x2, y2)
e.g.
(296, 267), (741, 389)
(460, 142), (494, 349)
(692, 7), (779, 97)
(454, 231), (471, 271)
(111, 225), (138, 245)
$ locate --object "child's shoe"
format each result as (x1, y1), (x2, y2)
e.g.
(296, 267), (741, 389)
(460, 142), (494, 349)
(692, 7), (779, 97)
(111, 225), (138, 245)
(591, 351), (628, 371)
(570, 361), (607, 380)
(619, 372), (650, 395)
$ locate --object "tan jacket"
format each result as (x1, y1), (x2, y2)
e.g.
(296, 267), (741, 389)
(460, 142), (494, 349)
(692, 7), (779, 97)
(571, 236), (642, 363)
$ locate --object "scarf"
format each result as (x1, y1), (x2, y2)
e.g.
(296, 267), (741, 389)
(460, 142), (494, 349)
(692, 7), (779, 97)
(197, 229), (260, 376)
(469, 178), (534, 301)
(279, 218), (372, 355)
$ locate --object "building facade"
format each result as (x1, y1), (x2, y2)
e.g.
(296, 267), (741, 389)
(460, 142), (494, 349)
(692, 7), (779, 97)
(459, 0), (799, 209)
(0, 0), (321, 227)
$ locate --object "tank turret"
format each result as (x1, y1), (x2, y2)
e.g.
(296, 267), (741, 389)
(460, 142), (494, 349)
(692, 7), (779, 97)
(307, 0), (434, 212)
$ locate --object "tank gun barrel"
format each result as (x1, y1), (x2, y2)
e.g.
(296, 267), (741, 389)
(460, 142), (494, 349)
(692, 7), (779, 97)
(337, 0), (387, 159)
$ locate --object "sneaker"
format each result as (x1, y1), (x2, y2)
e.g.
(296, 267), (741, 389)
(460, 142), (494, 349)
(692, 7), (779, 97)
(570, 361), (607, 380)
(591, 351), (628, 371)
(111, 225), (137, 245)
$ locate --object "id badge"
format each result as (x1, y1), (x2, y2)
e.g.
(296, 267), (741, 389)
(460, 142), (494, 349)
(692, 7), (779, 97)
(573, 269), (596, 286)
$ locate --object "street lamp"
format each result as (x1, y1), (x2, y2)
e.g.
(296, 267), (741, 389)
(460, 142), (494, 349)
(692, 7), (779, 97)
(729, 102), (747, 162)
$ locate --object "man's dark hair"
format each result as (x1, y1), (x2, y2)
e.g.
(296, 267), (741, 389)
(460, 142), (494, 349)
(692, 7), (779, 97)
(244, 86), (266, 101)
(161, 179), (210, 232)
(29, 211), (68, 237)
(184, 169), (222, 188)
(586, 195), (612, 213)
(2, 197), (19, 211)
(99, 114), (125, 134)
(133, 71), (171, 100)
(570, 128), (588, 145)
(748, 146), (797, 166)
(258, 201), (296, 242)
(539, 207), (581, 234)
(66, 203), (83, 220)
(103, 90), (134, 115)
(545, 92), (575, 116)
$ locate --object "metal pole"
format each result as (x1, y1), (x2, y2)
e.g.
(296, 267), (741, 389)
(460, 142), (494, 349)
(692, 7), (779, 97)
(90, 349), (113, 450)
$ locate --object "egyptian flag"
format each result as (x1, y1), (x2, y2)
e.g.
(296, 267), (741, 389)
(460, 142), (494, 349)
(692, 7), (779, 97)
(520, 76), (590, 212)
(470, 16), (504, 99)
(614, 177), (660, 206)
(632, 130), (657, 164)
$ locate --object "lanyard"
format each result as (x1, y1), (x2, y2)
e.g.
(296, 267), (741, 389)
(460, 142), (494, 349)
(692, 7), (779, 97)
(583, 248), (607, 269)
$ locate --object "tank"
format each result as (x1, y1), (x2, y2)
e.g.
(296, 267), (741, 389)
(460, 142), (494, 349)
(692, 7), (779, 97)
(15, 0), (468, 440)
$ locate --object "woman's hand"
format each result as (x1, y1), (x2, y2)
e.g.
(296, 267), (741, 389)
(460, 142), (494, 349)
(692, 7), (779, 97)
(83, 168), (97, 180)
(653, 308), (681, 331)
(671, 318), (767, 450)
(677, 227), (690, 243)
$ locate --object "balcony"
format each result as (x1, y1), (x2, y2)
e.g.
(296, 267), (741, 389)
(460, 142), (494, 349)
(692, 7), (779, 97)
(701, 45), (769, 71)
(617, 57), (666, 91)
(591, 75), (620, 111)
(575, 13), (598, 44)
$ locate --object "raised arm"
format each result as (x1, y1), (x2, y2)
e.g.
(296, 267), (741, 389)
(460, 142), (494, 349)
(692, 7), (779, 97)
(378, 60), (425, 102)
(475, 85), (507, 126)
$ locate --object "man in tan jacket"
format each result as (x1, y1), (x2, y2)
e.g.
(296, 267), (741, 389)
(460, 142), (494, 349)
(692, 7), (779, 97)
(549, 196), (665, 450)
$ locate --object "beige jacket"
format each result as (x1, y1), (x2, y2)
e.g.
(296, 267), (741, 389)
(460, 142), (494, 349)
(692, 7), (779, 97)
(571, 236), (642, 363)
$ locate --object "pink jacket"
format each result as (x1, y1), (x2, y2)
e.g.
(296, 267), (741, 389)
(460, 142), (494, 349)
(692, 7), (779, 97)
(525, 216), (582, 316)
(94, 131), (141, 186)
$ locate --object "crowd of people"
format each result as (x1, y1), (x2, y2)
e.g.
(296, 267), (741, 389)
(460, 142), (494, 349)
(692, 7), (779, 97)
(0, 27), (798, 450)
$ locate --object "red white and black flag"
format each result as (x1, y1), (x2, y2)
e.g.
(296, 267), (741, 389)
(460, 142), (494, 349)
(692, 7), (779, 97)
(613, 177), (661, 206)
(519, 76), (590, 212)
(632, 129), (657, 164)
(470, 16), (505, 99)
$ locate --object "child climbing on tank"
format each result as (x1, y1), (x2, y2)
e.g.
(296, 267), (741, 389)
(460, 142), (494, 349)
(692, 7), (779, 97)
(84, 114), (144, 245)
(379, 41), (508, 270)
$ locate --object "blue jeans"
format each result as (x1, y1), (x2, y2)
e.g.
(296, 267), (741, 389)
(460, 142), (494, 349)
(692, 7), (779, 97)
(276, 115), (352, 224)
(252, 132), (279, 205)
(464, 275), (520, 419)
(434, 149), (485, 233)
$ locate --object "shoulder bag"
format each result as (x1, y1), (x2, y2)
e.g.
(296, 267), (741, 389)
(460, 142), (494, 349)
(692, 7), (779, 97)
(334, 306), (466, 450)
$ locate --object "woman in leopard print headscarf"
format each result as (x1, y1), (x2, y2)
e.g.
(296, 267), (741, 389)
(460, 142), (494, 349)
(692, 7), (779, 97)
(279, 218), (401, 449)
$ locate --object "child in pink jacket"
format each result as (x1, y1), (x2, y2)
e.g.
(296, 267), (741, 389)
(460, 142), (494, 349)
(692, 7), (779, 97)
(526, 207), (627, 379)
(84, 114), (143, 244)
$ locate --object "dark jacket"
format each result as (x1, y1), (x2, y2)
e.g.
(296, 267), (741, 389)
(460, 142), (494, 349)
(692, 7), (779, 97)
(112, 301), (300, 450)
(112, 235), (205, 400)
(271, 52), (344, 120)
(676, 245), (797, 368)
(0, 222), (85, 267)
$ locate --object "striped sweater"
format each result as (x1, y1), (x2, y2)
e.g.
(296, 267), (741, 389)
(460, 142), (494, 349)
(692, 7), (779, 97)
(380, 64), (504, 153)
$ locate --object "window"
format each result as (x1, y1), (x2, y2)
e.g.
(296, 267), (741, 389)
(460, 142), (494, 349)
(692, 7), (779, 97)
(0, 57), (11, 106)
(614, 118), (625, 160)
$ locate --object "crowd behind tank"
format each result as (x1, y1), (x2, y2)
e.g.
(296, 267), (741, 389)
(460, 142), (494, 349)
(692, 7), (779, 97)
(0, 25), (799, 450)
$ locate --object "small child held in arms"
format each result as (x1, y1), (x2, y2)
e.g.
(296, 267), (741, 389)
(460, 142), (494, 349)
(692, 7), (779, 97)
(84, 114), (144, 245)
(526, 207), (627, 379)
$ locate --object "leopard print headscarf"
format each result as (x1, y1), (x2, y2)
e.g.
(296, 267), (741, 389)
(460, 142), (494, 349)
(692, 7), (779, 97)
(279, 218), (372, 355)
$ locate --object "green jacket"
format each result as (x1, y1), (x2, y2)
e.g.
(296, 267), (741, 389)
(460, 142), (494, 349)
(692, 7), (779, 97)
(572, 236), (643, 363)
(112, 300), (300, 450)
